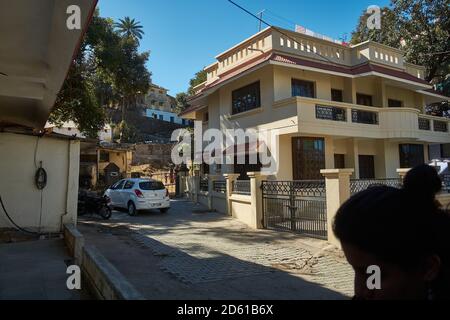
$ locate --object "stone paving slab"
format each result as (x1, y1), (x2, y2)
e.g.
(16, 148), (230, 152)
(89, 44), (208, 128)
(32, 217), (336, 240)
(80, 199), (354, 298)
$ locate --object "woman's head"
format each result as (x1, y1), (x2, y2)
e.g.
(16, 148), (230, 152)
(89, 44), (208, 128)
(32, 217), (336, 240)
(333, 165), (450, 300)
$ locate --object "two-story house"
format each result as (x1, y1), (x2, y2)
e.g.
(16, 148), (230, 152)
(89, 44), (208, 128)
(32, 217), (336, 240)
(180, 27), (450, 180)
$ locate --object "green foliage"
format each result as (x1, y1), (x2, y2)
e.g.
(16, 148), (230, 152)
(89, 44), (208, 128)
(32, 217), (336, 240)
(114, 17), (145, 42)
(188, 69), (207, 95)
(174, 92), (189, 114)
(351, 0), (450, 86)
(51, 9), (151, 138)
(118, 120), (138, 143)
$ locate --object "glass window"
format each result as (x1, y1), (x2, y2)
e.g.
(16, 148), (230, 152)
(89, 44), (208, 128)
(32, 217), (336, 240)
(292, 79), (315, 98)
(331, 89), (343, 102)
(357, 93), (373, 106)
(139, 181), (165, 190)
(112, 180), (126, 190)
(388, 99), (402, 108)
(170, 117), (174, 123)
(100, 151), (110, 162)
(399, 144), (424, 168)
(124, 181), (135, 190)
(232, 81), (261, 115)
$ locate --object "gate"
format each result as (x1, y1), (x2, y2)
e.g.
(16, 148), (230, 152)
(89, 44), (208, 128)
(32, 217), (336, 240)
(142, 171), (176, 196)
(262, 180), (327, 240)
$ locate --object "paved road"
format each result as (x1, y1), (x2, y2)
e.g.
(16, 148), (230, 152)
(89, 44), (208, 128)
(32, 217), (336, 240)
(78, 199), (354, 300)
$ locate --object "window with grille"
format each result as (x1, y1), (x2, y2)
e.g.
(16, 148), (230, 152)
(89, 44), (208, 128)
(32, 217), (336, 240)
(232, 82), (261, 115)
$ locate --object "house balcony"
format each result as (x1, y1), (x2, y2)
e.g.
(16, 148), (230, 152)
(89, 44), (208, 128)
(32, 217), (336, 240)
(273, 97), (450, 143)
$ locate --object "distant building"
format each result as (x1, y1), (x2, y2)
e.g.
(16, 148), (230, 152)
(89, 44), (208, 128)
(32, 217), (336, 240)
(45, 121), (113, 142)
(144, 83), (191, 126)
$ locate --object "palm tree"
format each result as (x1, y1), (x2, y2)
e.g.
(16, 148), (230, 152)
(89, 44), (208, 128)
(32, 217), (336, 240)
(114, 17), (144, 41)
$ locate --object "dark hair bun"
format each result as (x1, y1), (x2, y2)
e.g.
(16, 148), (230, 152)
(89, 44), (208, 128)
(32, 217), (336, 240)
(402, 164), (442, 199)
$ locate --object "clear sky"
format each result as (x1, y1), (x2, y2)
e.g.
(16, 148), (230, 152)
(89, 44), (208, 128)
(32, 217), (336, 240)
(98, 0), (391, 95)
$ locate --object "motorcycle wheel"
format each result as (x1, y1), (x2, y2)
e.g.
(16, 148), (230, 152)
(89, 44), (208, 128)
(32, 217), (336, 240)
(99, 206), (112, 220)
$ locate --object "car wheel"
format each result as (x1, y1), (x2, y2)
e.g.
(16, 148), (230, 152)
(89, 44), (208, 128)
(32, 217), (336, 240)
(100, 206), (112, 220)
(159, 208), (169, 213)
(127, 202), (137, 216)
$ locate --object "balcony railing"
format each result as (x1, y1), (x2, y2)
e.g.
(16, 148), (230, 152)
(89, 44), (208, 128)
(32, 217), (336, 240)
(315, 105), (346, 122)
(351, 109), (379, 125)
(434, 120), (448, 133)
(419, 117), (431, 131)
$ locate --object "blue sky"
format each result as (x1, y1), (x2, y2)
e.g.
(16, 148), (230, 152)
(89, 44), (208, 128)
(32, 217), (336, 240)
(99, 0), (391, 95)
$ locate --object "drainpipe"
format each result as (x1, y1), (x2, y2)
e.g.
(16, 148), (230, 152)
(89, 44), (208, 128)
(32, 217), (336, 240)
(60, 140), (72, 232)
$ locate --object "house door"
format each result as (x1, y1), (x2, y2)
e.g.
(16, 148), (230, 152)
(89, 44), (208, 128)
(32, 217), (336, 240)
(359, 155), (375, 179)
(292, 137), (325, 180)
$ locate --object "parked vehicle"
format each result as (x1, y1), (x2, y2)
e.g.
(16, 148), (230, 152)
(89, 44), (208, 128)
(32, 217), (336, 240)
(104, 178), (170, 216)
(78, 190), (112, 220)
(429, 159), (450, 192)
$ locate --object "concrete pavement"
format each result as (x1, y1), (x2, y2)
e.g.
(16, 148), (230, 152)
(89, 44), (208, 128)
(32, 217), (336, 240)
(78, 199), (354, 300)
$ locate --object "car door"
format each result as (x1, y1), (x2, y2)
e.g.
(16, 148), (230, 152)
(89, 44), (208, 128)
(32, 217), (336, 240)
(120, 180), (136, 206)
(110, 180), (126, 207)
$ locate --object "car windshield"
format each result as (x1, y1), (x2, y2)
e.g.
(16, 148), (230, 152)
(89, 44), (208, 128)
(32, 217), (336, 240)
(139, 181), (165, 191)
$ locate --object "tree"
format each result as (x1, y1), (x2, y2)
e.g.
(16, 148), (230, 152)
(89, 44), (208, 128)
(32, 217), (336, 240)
(174, 92), (189, 114)
(114, 17), (145, 42)
(114, 36), (151, 120)
(188, 69), (207, 95)
(351, 7), (402, 48)
(351, 0), (450, 85)
(51, 10), (151, 137)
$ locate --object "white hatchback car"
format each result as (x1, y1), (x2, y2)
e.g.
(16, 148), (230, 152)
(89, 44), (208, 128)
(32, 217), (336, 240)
(104, 178), (170, 216)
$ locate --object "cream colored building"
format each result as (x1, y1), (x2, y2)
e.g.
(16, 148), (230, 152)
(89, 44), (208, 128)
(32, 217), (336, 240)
(0, 0), (97, 232)
(181, 27), (450, 180)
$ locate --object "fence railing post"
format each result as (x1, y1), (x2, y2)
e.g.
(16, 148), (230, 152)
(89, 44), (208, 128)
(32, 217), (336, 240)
(248, 172), (265, 229)
(321, 169), (354, 247)
(223, 173), (240, 216)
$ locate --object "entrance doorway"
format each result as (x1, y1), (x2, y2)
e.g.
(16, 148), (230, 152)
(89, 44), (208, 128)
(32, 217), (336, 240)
(292, 137), (325, 180)
(359, 155), (375, 179)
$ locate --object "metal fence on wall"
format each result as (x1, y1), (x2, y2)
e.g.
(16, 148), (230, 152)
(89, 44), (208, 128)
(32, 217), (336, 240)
(261, 180), (327, 240)
(232, 180), (251, 195)
(350, 178), (402, 195)
(213, 180), (227, 194)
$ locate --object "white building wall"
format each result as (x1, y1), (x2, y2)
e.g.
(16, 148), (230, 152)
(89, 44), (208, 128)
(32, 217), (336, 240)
(0, 133), (80, 233)
(145, 108), (188, 125)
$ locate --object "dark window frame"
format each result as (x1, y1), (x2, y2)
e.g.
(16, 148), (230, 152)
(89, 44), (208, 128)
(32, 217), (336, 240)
(331, 89), (344, 102)
(292, 79), (316, 98)
(356, 93), (373, 107)
(232, 81), (261, 115)
(399, 144), (425, 168)
(388, 99), (403, 108)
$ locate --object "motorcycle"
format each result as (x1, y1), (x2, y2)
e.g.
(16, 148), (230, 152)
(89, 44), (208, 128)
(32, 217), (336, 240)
(78, 189), (112, 220)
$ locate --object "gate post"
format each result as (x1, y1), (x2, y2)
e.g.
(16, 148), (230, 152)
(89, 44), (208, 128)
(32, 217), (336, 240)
(223, 173), (239, 216)
(321, 169), (354, 247)
(193, 169), (200, 204)
(248, 172), (265, 229)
